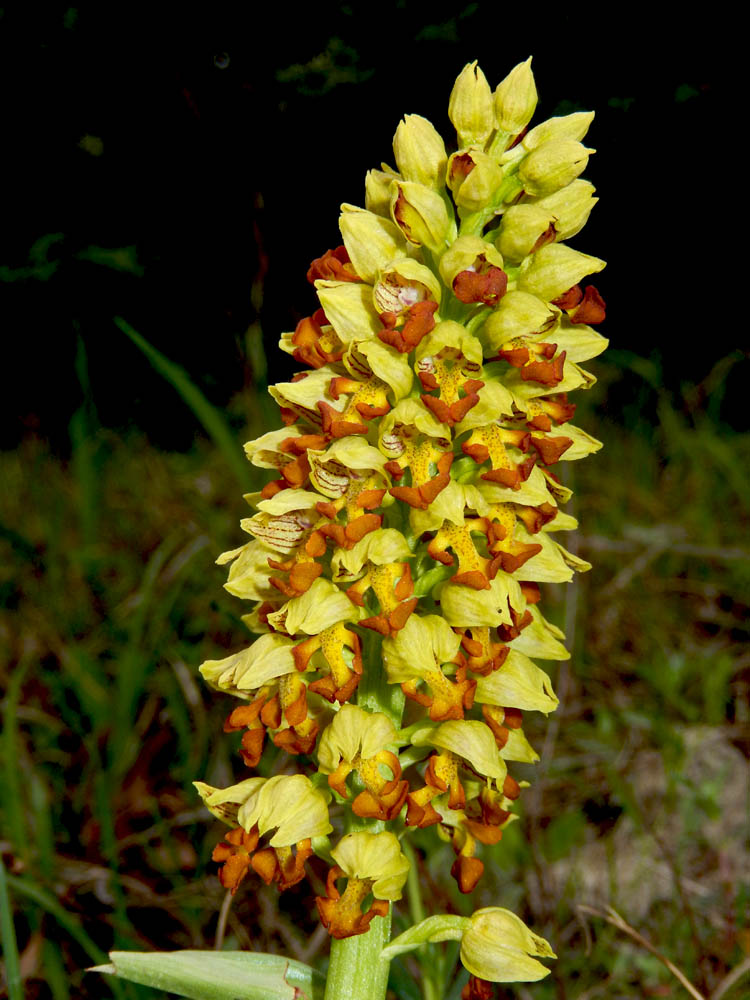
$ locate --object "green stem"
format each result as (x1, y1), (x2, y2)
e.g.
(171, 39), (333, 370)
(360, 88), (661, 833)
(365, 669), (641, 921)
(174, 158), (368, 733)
(323, 631), (404, 1000)
(323, 911), (392, 1000)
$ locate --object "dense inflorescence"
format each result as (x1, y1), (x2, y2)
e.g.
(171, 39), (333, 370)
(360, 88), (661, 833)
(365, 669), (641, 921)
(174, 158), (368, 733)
(196, 58), (606, 993)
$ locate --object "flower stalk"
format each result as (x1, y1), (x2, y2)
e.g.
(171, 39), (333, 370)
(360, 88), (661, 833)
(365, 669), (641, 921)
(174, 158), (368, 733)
(197, 55), (606, 1000)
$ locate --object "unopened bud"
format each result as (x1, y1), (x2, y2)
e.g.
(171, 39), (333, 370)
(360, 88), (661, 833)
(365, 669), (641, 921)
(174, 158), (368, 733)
(518, 140), (592, 197)
(461, 908), (555, 984)
(391, 181), (453, 252)
(494, 57), (537, 135)
(393, 114), (447, 189)
(523, 111), (595, 151)
(365, 166), (399, 217)
(449, 62), (496, 148)
(447, 148), (504, 212)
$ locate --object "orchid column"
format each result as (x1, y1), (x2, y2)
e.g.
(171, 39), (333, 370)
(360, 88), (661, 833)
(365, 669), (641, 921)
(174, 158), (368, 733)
(196, 57), (606, 1000)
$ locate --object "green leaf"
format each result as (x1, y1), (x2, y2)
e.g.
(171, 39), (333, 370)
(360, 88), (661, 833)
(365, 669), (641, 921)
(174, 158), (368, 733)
(381, 915), (470, 962)
(90, 950), (325, 1000)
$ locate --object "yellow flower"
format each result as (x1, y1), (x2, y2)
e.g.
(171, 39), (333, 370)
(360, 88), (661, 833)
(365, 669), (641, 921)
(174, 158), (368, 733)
(317, 831), (409, 939)
(461, 907), (556, 983)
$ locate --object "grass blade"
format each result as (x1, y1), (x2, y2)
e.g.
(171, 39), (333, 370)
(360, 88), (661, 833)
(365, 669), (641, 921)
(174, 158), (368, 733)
(0, 857), (23, 1000)
(1, 660), (30, 863)
(114, 316), (253, 490)
(4, 874), (127, 999)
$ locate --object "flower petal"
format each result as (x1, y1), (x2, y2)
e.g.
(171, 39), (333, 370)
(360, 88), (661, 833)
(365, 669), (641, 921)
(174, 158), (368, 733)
(475, 650), (558, 714)
(331, 831), (410, 900)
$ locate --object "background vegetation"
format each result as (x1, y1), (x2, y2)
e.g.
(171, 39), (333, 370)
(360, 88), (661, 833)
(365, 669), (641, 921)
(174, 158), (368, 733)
(1, 6), (745, 999)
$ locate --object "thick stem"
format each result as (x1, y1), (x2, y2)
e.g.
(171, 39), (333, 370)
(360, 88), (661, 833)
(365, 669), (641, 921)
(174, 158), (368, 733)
(323, 630), (404, 1000)
(323, 911), (392, 1000)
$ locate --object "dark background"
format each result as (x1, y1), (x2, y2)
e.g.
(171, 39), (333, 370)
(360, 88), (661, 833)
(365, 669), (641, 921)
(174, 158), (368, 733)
(1, 4), (733, 450)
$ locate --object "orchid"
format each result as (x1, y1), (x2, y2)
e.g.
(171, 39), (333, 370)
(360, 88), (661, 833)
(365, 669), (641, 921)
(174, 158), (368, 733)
(98, 55), (606, 1000)
(201, 53), (606, 1000)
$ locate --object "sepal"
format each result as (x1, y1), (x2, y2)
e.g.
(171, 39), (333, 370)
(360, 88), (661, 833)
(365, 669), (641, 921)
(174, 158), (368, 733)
(365, 166), (399, 216)
(412, 719), (507, 785)
(339, 205), (408, 284)
(522, 111), (595, 150)
(518, 140), (593, 198)
(199, 634), (297, 696)
(330, 831), (409, 901)
(518, 243), (606, 301)
(391, 181), (454, 251)
(527, 178), (598, 241)
(474, 649), (558, 714)
(315, 281), (382, 344)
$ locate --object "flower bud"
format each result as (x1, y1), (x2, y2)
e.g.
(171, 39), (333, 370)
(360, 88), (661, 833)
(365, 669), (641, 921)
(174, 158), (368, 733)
(518, 140), (593, 197)
(494, 57), (537, 134)
(391, 180), (453, 251)
(460, 908), (555, 983)
(393, 114), (447, 188)
(494, 204), (558, 263)
(447, 148), (504, 212)
(365, 166), (399, 217)
(448, 62), (496, 148)
(523, 111), (595, 151)
(526, 179), (598, 241)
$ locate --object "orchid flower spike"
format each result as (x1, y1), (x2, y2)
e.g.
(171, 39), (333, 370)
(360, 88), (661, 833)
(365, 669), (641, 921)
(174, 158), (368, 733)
(197, 55), (606, 992)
